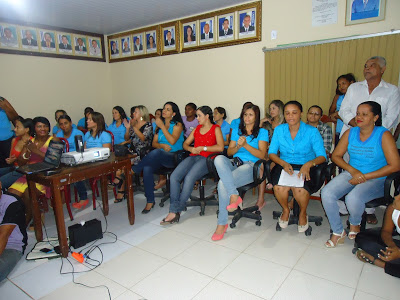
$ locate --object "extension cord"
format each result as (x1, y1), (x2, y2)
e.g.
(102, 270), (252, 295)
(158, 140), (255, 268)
(71, 252), (85, 263)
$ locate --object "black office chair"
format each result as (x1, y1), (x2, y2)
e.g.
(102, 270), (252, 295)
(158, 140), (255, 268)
(184, 153), (220, 216)
(209, 155), (268, 227)
(267, 161), (329, 236)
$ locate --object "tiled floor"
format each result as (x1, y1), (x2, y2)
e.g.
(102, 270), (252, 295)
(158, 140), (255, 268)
(1, 185), (399, 300)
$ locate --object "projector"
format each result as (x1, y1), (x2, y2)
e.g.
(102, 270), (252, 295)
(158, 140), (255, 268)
(61, 148), (110, 166)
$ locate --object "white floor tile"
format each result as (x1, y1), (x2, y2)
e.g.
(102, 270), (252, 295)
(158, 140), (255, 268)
(245, 227), (309, 268)
(95, 246), (167, 289)
(294, 246), (363, 288)
(216, 253), (291, 299)
(353, 290), (386, 300)
(136, 229), (198, 260)
(193, 280), (263, 300)
(132, 261), (212, 300)
(118, 222), (165, 246)
(172, 240), (240, 277)
(41, 271), (127, 300)
(357, 263), (400, 300)
(272, 270), (355, 300)
(0, 280), (32, 300)
(115, 289), (145, 300)
(168, 212), (219, 239)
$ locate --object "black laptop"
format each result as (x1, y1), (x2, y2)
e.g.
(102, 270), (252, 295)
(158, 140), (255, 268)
(17, 140), (64, 175)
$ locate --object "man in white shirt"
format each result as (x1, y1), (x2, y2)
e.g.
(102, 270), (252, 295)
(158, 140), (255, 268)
(338, 56), (400, 223)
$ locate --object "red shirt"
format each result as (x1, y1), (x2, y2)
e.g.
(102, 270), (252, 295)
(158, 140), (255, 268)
(191, 124), (219, 157)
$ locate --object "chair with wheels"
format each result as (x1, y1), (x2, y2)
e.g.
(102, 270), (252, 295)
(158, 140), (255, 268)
(267, 160), (329, 236)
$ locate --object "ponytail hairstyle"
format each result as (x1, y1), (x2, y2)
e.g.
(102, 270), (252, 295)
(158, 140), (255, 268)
(16, 116), (34, 137)
(360, 101), (382, 126)
(197, 106), (214, 124)
(156, 101), (185, 134)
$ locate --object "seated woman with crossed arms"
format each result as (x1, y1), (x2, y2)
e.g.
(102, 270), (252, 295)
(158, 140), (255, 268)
(212, 104), (269, 241)
(269, 100), (327, 233)
(321, 101), (400, 247)
(160, 106), (224, 224)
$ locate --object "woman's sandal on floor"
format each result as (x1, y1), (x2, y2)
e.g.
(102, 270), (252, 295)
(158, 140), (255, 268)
(109, 176), (124, 189)
(325, 230), (347, 248)
(348, 225), (360, 240)
(160, 212), (180, 225)
(278, 213), (289, 229)
(114, 191), (126, 203)
(356, 249), (376, 265)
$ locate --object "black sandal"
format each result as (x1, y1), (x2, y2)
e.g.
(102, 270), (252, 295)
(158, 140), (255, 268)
(114, 191), (126, 203)
(109, 176), (125, 189)
(160, 212), (180, 225)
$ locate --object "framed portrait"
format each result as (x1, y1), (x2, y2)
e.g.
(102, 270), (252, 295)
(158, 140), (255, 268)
(20, 27), (39, 51)
(133, 33), (144, 55)
(199, 17), (215, 45)
(88, 37), (102, 57)
(73, 35), (88, 56)
(238, 9), (257, 39)
(109, 38), (120, 59)
(217, 14), (235, 42)
(181, 20), (198, 49)
(39, 30), (56, 52)
(346, 0), (386, 25)
(161, 21), (179, 54)
(120, 36), (132, 56)
(0, 23), (19, 48)
(145, 30), (157, 54)
(57, 32), (73, 54)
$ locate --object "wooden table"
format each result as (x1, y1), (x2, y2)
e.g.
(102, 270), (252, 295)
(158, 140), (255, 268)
(26, 153), (135, 257)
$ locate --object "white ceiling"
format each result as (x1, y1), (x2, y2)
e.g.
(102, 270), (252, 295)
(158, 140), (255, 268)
(0, 0), (250, 35)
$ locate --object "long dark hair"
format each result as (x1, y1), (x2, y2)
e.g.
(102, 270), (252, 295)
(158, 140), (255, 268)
(90, 112), (106, 138)
(239, 104), (260, 140)
(16, 116), (34, 136)
(197, 106), (214, 124)
(155, 101), (185, 134)
(112, 106), (127, 124)
(360, 101), (382, 126)
(84, 107), (94, 129)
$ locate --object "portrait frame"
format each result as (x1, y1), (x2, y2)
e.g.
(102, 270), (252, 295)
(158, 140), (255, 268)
(88, 36), (103, 58)
(181, 20), (198, 50)
(145, 29), (158, 55)
(57, 32), (73, 55)
(0, 23), (19, 49)
(109, 38), (121, 60)
(238, 8), (258, 39)
(133, 32), (145, 56)
(39, 30), (57, 52)
(73, 35), (88, 56)
(120, 35), (132, 56)
(345, 0), (386, 26)
(217, 13), (235, 43)
(20, 27), (39, 51)
(161, 21), (180, 55)
(199, 17), (216, 45)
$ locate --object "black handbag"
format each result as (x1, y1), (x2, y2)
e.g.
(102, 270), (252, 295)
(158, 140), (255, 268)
(114, 144), (130, 157)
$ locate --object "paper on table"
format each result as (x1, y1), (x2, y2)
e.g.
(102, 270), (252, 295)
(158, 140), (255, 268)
(277, 170), (304, 187)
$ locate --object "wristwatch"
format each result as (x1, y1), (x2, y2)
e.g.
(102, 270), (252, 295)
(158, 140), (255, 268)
(203, 146), (208, 152)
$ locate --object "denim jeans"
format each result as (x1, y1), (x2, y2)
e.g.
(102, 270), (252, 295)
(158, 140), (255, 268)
(132, 149), (175, 204)
(214, 155), (254, 225)
(169, 155), (209, 213)
(74, 181), (88, 200)
(0, 248), (22, 282)
(321, 171), (385, 234)
(0, 167), (23, 190)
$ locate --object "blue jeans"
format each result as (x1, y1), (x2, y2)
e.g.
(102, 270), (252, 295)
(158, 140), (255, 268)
(74, 181), (88, 200)
(169, 155), (209, 213)
(214, 155), (254, 225)
(0, 167), (23, 190)
(132, 149), (176, 204)
(0, 248), (22, 282)
(321, 171), (385, 234)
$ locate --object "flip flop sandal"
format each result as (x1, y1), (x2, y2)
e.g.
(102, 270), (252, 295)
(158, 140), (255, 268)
(356, 249), (376, 265)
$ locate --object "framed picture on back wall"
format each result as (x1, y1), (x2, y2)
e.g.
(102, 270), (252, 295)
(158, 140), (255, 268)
(121, 36), (132, 56)
(57, 32), (73, 54)
(74, 35), (88, 55)
(217, 14), (234, 42)
(199, 17), (215, 45)
(161, 21), (179, 55)
(346, 0), (386, 25)
(0, 23), (19, 48)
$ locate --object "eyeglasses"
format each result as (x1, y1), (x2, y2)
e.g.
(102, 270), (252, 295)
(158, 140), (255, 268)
(307, 112), (320, 116)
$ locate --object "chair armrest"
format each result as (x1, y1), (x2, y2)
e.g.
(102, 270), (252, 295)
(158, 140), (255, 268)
(173, 150), (190, 166)
(206, 152), (224, 181)
(325, 163), (335, 183)
(253, 159), (268, 185)
(265, 160), (273, 183)
(384, 171), (400, 205)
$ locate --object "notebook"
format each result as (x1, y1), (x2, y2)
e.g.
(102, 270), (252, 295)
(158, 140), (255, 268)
(17, 140), (64, 175)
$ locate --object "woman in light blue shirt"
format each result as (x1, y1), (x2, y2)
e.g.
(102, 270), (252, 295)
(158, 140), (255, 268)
(269, 101), (326, 234)
(108, 106), (130, 145)
(77, 107), (94, 132)
(84, 112), (112, 149)
(213, 107), (230, 147)
(212, 104), (269, 241)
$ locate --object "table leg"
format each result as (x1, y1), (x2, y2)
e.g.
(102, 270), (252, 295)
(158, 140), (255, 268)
(52, 184), (69, 257)
(28, 179), (43, 242)
(124, 164), (135, 225)
(100, 175), (109, 216)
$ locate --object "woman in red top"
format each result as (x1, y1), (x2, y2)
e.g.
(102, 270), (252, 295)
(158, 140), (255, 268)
(160, 106), (224, 224)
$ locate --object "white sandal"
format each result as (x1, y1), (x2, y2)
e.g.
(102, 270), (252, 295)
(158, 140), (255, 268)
(325, 230), (347, 248)
(278, 213), (289, 229)
(298, 216), (309, 233)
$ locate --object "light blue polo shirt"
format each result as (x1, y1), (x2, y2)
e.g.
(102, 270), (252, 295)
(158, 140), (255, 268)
(231, 127), (269, 163)
(56, 127), (85, 152)
(77, 117), (85, 128)
(230, 118), (240, 135)
(158, 122), (184, 152)
(84, 131), (112, 149)
(268, 121), (326, 165)
(53, 124), (77, 135)
(220, 120), (230, 142)
(0, 108), (14, 141)
(108, 121), (128, 145)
